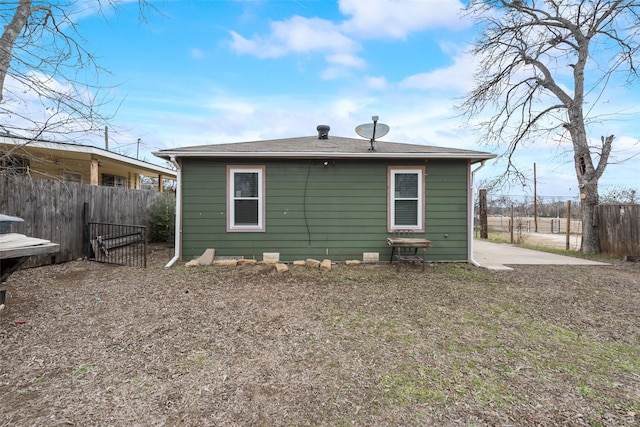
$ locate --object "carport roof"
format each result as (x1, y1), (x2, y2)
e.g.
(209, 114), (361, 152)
(154, 135), (496, 162)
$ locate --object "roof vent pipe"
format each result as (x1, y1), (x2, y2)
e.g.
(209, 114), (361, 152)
(317, 125), (330, 139)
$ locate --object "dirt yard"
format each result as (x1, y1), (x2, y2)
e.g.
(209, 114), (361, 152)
(1, 244), (639, 426)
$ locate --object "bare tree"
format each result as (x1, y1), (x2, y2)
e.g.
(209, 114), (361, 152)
(0, 1), (152, 168)
(462, 0), (640, 253)
(601, 186), (639, 203)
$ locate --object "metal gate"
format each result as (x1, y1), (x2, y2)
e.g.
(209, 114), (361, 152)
(85, 221), (147, 268)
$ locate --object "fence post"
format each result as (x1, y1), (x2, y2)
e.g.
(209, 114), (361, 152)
(83, 202), (90, 259)
(566, 200), (571, 251)
(510, 205), (514, 244)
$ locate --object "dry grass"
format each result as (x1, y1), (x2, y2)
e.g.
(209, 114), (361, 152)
(1, 245), (639, 426)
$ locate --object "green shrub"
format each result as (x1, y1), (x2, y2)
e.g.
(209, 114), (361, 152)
(148, 192), (176, 243)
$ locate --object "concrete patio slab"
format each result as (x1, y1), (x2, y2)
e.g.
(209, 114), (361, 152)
(473, 239), (609, 271)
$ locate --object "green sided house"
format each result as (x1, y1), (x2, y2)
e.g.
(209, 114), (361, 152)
(154, 127), (495, 266)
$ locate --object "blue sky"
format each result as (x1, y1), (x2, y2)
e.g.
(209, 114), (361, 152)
(17, 0), (640, 200)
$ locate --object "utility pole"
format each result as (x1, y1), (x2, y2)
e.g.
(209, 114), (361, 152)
(105, 126), (109, 151)
(137, 138), (141, 159)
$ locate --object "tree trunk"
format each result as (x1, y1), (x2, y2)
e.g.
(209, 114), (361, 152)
(479, 189), (488, 239)
(567, 99), (604, 254)
(580, 180), (599, 253)
(0, 0), (33, 103)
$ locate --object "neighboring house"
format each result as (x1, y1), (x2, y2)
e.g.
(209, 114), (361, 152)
(154, 127), (496, 265)
(1, 134), (176, 190)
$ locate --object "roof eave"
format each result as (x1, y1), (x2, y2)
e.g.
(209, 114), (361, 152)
(3, 136), (176, 177)
(33, 141), (176, 175)
(153, 151), (496, 162)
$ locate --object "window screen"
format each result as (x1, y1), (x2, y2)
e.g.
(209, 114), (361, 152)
(234, 172), (259, 225)
(228, 167), (265, 231)
(389, 168), (424, 231)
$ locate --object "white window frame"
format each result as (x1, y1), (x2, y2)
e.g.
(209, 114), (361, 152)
(227, 165), (266, 232)
(388, 166), (425, 232)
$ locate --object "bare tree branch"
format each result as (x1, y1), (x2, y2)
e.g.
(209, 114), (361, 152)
(0, 1), (154, 143)
(461, 0), (640, 253)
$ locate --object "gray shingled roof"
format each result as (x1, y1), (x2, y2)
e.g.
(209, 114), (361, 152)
(154, 135), (495, 162)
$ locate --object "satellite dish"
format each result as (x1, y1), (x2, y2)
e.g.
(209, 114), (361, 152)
(355, 116), (390, 151)
(355, 123), (390, 139)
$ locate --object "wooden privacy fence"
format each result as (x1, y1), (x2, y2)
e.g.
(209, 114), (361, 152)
(596, 204), (640, 258)
(0, 175), (162, 267)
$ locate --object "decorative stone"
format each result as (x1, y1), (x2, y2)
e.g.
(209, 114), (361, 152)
(363, 252), (379, 262)
(185, 259), (200, 267)
(305, 259), (321, 268)
(196, 248), (216, 266)
(320, 259), (332, 271)
(263, 252), (280, 263)
(213, 259), (238, 267)
(275, 263), (289, 273)
(345, 260), (361, 266)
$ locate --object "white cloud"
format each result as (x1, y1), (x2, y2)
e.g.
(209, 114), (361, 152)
(230, 31), (282, 57)
(330, 98), (369, 118)
(228, 0), (471, 75)
(339, 0), (471, 39)
(326, 53), (365, 68)
(321, 67), (351, 80)
(205, 99), (256, 116)
(365, 76), (388, 89)
(230, 16), (358, 59)
(611, 135), (640, 153)
(399, 47), (475, 92)
(2, 72), (100, 140)
(190, 48), (204, 60)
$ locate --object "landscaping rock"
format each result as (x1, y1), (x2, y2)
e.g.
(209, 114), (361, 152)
(363, 252), (379, 262)
(320, 259), (332, 271)
(305, 259), (321, 268)
(213, 259), (238, 267)
(263, 252), (280, 263)
(185, 259), (200, 267)
(275, 263), (289, 273)
(196, 248), (215, 266)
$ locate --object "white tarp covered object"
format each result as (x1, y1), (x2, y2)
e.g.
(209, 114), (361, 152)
(0, 214), (59, 260)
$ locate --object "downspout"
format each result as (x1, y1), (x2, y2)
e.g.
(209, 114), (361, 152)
(165, 155), (182, 268)
(469, 160), (486, 267)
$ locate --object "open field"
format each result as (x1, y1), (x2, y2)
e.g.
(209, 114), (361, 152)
(1, 245), (639, 426)
(486, 216), (584, 251)
(487, 216), (582, 235)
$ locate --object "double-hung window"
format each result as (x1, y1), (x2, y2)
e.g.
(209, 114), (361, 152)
(1, 156), (29, 175)
(227, 166), (265, 232)
(388, 166), (425, 232)
(102, 173), (127, 188)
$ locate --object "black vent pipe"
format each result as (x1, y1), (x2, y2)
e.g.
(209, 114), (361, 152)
(316, 125), (330, 139)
